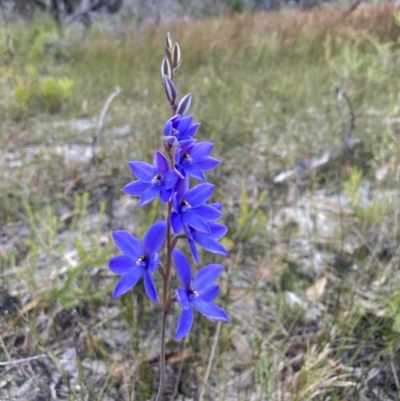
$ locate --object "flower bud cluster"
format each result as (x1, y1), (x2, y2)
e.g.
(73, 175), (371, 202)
(108, 33), (229, 340)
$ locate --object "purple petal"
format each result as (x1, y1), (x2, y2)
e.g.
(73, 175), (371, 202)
(176, 288), (190, 310)
(178, 137), (196, 146)
(194, 205), (223, 222)
(199, 285), (219, 302)
(172, 250), (192, 289)
(187, 123), (200, 137)
(140, 186), (160, 207)
(176, 115), (192, 134)
(193, 264), (223, 292)
(194, 157), (220, 171)
(174, 307), (194, 340)
(143, 271), (159, 302)
(184, 212), (210, 233)
(128, 161), (156, 182)
(122, 180), (153, 197)
(143, 221), (167, 254)
(153, 151), (169, 175)
(170, 212), (183, 234)
(193, 235), (228, 256)
(112, 231), (143, 259)
(165, 135), (179, 146)
(164, 120), (173, 136)
(109, 255), (136, 275)
(112, 267), (145, 298)
(191, 299), (229, 322)
(186, 184), (214, 207)
(190, 142), (214, 161)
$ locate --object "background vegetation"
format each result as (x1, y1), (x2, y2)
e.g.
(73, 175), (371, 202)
(1, 3), (400, 400)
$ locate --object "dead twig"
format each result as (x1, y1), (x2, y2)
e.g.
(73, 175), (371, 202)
(87, 86), (121, 171)
(0, 354), (48, 367)
(273, 89), (359, 184)
(198, 321), (222, 401)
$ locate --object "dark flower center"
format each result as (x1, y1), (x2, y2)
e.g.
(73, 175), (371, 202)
(189, 288), (199, 298)
(136, 255), (147, 267)
(151, 174), (162, 187)
(182, 152), (192, 165)
(181, 200), (191, 213)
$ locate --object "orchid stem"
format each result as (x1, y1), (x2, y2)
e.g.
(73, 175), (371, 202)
(155, 310), (167, 401)
(156, 199), (173, 401)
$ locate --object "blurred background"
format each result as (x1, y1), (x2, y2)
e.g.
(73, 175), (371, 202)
(1, 1), (400, 400)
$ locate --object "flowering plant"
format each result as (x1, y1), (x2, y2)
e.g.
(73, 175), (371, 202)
(108, 33), (229, 399)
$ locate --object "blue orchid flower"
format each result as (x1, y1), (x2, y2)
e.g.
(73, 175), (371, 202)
(109, 221), (167, 301)
(122, 152), (178, 207)
(172, 250), (229, 340)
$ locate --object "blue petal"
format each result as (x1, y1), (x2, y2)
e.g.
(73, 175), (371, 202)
(184, 164), (206, 181)
(208, 223), (228, 239)
(122, 180), (152, 196)
(185, 184), (214, 208)
(170, 212), (183, 234)
(160, 188), (172, 203)
(164, 120), (173, 136)
(175, 177), (189, 201)
(209, 203), (223, 212)
(194, 157), (220, 171)
(143, 221), (167, 254)
(143, 271), (159, 302)
(112, 267), (145, 298)
(193, 264), (223, 292)
(199, 285), (219, 302)
(147, 252), (160, 274)
(140, 185), (160, 207)
(190, 142), (214, 161)
(172, 250), (192, 289)
(194, 205), (223, 222)
(112, 231), (143, 259)
(128, 161), (156, 182)
(174, 307), (194, 340)
(109, 255), (136, 275)
(172, 192), (181, 213)
(176, 288), (190, 310)
(163, 171), (179, 189)
(184, 211), (210, 233)
(191, 299), (229, 322)
(188, 238), (199, 265)
(193, 235), (228, 256)
(154, 151), (169, 176)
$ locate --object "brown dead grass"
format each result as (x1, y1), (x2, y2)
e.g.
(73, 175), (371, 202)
(143, 4), (400, 52)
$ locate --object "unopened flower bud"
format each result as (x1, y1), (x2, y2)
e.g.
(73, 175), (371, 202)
(165, 32), (173, 52)
(176, 93), (192, 117)
(172, 42), (182, 73)
(164, 75), (177, 104)
(160, 57), (172, 82)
